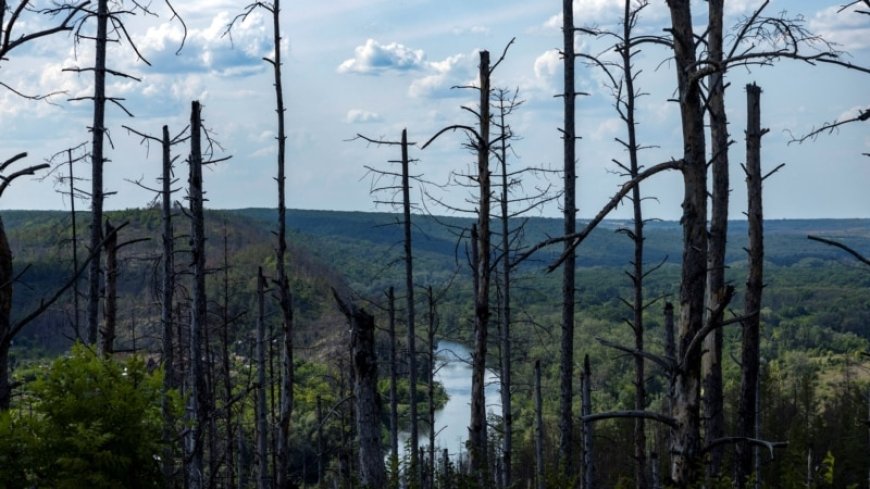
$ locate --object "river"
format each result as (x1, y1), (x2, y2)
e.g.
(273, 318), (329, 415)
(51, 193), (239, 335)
(398, 339), (501, 457)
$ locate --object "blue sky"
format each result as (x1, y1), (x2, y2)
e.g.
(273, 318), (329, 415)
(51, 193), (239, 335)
(0, 0), (867, 220)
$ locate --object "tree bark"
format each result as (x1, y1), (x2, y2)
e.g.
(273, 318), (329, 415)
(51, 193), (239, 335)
(560, 0), (577, 475)
(186, 100), (208, 489)
(336, 295), (387, 489)
(469, 49), (492, 482)
(736, 82), (765, 488)
(665, 2), (708, 485)
(99, 219), (117, 357)
(701, 0), (729, 477)
(87, 0), (108, 346)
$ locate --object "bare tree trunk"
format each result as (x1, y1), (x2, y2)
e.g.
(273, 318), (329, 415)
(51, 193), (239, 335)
(336, 294), (387, 489)
(534, 359), (545, 489)
(186, 100), (208, 489)
(268, 2), (294, 487)
(736, 82), (765, 489)
(702, 0), (729, 477)
(99, 219), (117, 357)
(497, 88), (513, 489)
(256, 268), (270, 489)
(581, 355), (593, 489)
(616, 2), (647, 486)
(87, 0), (108, 346)
(665, 2), (708, 485)
(160, 124), (177, 488)
(469, 49), (492, 482)
(388, 286), (399, 479)
(560, 0), (577, 475)
(400, 128), (420, 485)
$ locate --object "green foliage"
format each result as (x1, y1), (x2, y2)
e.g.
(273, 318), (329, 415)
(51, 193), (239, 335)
(0, 344), (169, 489)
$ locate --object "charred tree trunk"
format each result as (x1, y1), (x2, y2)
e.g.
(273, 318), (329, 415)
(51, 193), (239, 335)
(736, 82), (765, 488)
(560, 0), (577, 475)
(534, 359), (545, 489)
(256, 268), (270, 489)
(99, 219), (117, 357)
(702, 0), (729, 477)
(388, 287), (399, 477)
(186, 100), (208, 489)
(160, 125), (177, 487)
(581, 355), (594, 489)
(67, 149), (81, 340)
(87, 0), (108, 346)
(469, 49), (492, 481)
(400, 127), (420, 484)
(336, 294), (387, 489)
(665, 2), (708, 485)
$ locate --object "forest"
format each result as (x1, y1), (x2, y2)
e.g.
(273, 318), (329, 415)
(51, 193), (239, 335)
(0, 1), (868, 489)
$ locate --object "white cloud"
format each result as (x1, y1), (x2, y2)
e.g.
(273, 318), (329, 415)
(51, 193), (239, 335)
(345, 109), (383, 123)
(408, 53), (473, 99)
(451, 25), (490, 36)
(810, 4), (870, 51)
(337, 39), (426, 75)
(534, 49), (561, 80)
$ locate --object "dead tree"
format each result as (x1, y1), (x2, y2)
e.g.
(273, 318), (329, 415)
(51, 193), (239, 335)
(701, 0), (730, 475)
(186, 100), (208, 489)
(559, 0), (578, 474)
(225, 5), (294, 484)
(735, 83), (767, 488)
(353, 129), (422, 483)
(99, 219), (118, 356)
(334, 291), (387, 489)
(581, 355), (593, 489)
(388, 286), (399, 480)
(423, 41), (515, 482)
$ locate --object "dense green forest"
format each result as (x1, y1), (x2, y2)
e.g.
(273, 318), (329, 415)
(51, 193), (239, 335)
(2, 209), (869, 487)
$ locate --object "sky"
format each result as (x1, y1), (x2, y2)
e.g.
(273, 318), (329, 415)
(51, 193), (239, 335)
(0, 0), (867, 220)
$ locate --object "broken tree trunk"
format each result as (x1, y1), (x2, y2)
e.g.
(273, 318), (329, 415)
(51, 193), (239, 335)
(186, 100), (208, 489)
(581, 355), (594, 489)
(401, 127), (420, 485)
(335, 293), (387, 489)
(736, 82), (765, 488)
(469, 49), (492, 481)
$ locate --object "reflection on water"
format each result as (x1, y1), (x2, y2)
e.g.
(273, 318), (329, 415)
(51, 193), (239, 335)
(398, 339), (501, 456)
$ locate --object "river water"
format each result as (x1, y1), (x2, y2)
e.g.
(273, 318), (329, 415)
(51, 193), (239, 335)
(398, 339), (501, 456)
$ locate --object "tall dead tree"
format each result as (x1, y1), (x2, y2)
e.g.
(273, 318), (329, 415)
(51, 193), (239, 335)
(559, 0), (577, 474)
(335, 291), (387, 489)
(225, 3), (293, 484)
(99, 219), (118, 356)
(701, 0), (729, 476)
(186, 100), (208, 489)
(736, 82), (767, 488)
